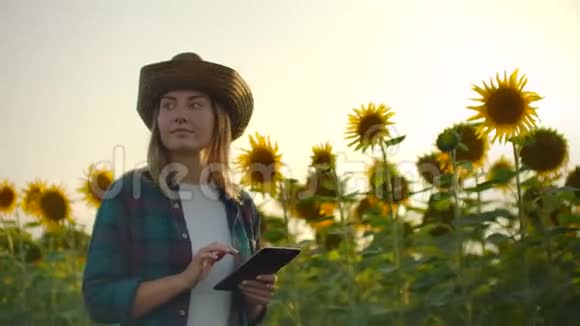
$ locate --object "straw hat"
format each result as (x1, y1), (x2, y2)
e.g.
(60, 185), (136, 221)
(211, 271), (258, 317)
(136, 52), (253, 140)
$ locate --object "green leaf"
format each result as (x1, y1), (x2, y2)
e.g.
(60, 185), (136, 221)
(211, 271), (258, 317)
(453, 209), (514, 225)
(314, 195), (339, 202)
(384, 135), (406, 147)
(24, 222), (41, 228)
(485, 233), (512, 245)
(262, 229), (286, 243)
(545, 226), (579, 235)
(406, 205), (427, 214)
(457, 143), (469, 153)
(456, 159), (473, 172)
(558, 214), (580, 225)
(411, 269), (456, 292)
(409, 187), (433, 196)
(362, 247), (384, 257)
(378, 264), (399, 274)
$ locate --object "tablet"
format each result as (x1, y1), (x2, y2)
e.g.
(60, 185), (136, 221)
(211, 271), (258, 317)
(213, 246), (301, 291)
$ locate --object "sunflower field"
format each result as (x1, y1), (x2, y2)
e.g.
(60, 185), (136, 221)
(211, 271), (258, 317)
(1, 69), (579, 325)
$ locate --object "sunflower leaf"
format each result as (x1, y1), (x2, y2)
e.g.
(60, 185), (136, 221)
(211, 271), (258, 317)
(457, 143), (470, 153)
(262, 229), (286, 241)
(384, 135), (406, 148)
(485, 233), (512, 245)
(24, 222), (41, 228)
(545, 226), (579, 235)
(457, 160), (473, 172)
(406, 206), (427, 214)
(409, 187), (433, 196)
(453, 209), (514, 225)
(558, 214), (580, 225)
(464, 179), (506, 192)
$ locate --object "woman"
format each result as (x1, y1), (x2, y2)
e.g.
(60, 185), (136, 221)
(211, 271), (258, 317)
(82, 52), (276, 326)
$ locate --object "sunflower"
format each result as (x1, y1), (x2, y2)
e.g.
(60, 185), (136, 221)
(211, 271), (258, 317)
(236, 132), (283, 197)
(453, 123), (489, 167)
(78, 164), (114, 208)
(302, 169), (338, 199)
(353, 193), (394, 224)
(564, 166), (580, 203)
(367, 159), (410, 204)
(422, 195), (456, 237)
(292, 192), (336, 224)
(310, 142), (336, 170)
(21, 179), (46, 217)
(486, 156), (515, 190)
(312, 202), (336, 230)
(0, 180), (18, 215)
(416, 152), (453, 189)
(38, 185), (72, 231)
(436, 128), (461, 153)
(467, 69), (542, 143)
(519, 128), (569, 177)
(522, 185), (569, 227)
(422, 195), (455, 225)
(346, 102), (395, 151)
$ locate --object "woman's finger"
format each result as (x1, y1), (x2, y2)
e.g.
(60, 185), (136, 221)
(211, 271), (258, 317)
(199, 252), (219, 261)
(241, 280), (275, 289)
(239, 283), (274, 298)
(240, 290), (271, 305)
(202, 242), (239, 255)
(256, 274), (277, 283)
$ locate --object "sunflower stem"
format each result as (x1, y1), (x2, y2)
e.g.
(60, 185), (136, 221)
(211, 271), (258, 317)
(0, 214), (15, 253)
(331, 166), (358, 319)
(451, 150), (469, 325)
(380, 144), (404, 326)
(279, 181), (290, 243)
(512, 141), (527, 239)
(49, 236), (55, 326)
(15, 209), (28, 316)
(512, 141), (531, 323)
(475, 170), (486, 254)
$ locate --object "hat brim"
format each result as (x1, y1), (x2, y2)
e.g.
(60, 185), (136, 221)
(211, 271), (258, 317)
(136, 59), (253, 140)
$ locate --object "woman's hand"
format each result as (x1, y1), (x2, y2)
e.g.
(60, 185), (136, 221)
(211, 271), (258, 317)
(179, 242), (239, 289)
(239, 274), (277, 318)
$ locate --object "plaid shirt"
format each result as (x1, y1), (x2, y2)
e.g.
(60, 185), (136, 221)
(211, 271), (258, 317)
(82, 169), (266, 326)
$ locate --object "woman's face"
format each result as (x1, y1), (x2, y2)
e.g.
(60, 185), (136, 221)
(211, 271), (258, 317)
(157, 89), (215, 153)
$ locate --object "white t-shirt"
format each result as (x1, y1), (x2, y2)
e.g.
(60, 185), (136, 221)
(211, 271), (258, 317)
(178, 182), (234, 326)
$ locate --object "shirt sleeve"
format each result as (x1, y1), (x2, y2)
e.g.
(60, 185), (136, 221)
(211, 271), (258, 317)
(81, 183), (143, 324)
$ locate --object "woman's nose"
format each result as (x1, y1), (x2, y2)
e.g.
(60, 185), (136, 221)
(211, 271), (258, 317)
(174, 115), (187, 124)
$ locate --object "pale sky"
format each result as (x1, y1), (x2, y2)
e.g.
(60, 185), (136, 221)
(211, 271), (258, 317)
(1, 0), (579, 233)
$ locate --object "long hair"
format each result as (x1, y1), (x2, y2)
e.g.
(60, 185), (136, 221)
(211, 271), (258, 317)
(147, 98), (241, 202)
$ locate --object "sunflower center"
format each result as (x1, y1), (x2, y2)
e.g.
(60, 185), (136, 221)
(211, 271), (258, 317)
(372, 174), (409, 203)
(489, 162), (514, 184)
(520, 131), (567, 173)
(486, 88), (526, 125)
(357, 114), (386, 142)
(96, 174), (112, 192)
(456, 127), (485, 163)
(249, 148), (276, 183)
(0, 188), (15, 208)
(313, 153), (333, 166)
(40, 191), (67, 222)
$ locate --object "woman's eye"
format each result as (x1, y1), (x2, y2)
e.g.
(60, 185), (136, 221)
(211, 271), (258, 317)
(162, 102), (175, 110)
(189, 102), (203, 109)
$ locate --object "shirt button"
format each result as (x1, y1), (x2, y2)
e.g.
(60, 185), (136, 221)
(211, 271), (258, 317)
(173, 202), (180, 208)
(181, 233), (188, 239)
(178, 309), (186, 316)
